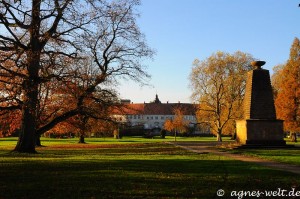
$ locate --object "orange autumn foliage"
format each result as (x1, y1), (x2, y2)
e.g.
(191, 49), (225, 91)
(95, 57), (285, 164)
(163, 107), (189, 134)
(273, 38), (300, 133)
(0, 110), (21, 137)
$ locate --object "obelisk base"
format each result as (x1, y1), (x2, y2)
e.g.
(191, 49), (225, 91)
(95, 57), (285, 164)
(236, 119), (286, 146)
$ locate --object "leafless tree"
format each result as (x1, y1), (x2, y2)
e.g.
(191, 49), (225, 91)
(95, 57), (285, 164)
(0, 0), (154, 153)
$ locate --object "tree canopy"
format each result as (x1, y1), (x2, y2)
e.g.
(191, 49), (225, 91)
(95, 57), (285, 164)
(0, 0), (154, 152)
(163, 107), (189, 134)
(273, 37), (300, 138)
(190, 51), (254, 141)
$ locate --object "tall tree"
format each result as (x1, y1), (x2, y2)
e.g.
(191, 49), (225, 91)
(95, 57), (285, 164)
(190, 51), (254, 141)
(273, 37), (300, 141)
(0, 0), (153, 153)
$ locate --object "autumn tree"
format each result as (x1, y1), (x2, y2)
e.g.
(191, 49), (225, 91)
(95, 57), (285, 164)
(163, 119), (173, 132)
(273, 38), (300, 142)
(0, 53), (22, 137)
(37, 59), (120, 144)
(163, 107), (189, 141)
(89, 118), (118, 137)
(190, 51), (254, 141)
(0, 110), (21, 137)
(0, 0), (153, 153)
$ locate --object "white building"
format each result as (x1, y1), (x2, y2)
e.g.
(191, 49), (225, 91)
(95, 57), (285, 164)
(113, 95), (197, 129)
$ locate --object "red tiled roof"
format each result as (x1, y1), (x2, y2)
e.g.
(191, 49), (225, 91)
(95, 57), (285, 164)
(114, 103), (196, 115)
(112, 103), (144, 115)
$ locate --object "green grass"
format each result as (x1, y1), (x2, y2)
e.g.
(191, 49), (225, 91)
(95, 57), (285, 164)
(0, 136), (232, 148)
(231, 148), (300, 166)
(0, 137), (299, 198)
(227, 139), (300, 166)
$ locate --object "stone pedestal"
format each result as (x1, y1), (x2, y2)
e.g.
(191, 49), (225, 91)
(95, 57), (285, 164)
(236, 61), (286, 146)
(236, 119), (285, 145)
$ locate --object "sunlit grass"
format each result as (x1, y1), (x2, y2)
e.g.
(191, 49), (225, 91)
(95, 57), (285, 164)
(232, 148), (300, 166)
(226, 139), (300, 166)
(0, 136), (232, 149)
(0, 138), (299, 198)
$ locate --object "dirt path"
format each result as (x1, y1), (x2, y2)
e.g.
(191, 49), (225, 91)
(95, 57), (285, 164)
(171, 141), (300, 175)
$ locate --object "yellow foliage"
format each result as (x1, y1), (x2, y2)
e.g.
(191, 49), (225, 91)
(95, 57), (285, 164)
(190, 51), (254, 138)
(163, 107), (189, 133)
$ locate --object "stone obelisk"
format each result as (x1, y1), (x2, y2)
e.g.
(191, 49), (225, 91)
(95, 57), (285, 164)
(236, 61), (286, 146)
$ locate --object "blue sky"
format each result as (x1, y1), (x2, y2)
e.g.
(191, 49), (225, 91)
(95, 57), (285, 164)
(118, 0), (300, 103)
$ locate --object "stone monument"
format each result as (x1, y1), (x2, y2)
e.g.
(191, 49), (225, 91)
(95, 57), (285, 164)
(236, 61), (286, 146)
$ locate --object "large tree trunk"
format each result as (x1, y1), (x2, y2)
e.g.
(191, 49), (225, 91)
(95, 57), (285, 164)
(14, 83), (39, 153)
(216, 129), (222, 142)
(78, 134), (85, 143)
(78, 116), (88, 143)
(36, 135), (42, 147)
(14, 0), (41, 153)
(231, 132), (236, 140)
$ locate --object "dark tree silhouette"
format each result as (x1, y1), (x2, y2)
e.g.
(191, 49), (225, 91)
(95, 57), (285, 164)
(0, 0), (153, 153)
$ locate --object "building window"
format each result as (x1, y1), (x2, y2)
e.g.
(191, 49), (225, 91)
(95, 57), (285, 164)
(155, 116), (158, 120)
(161, 116), (164, 120)
(150, 116), (153, 120)
(147, 116), (149, 119)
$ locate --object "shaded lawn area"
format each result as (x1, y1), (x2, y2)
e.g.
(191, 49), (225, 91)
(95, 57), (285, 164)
(0, 140), (299, 199)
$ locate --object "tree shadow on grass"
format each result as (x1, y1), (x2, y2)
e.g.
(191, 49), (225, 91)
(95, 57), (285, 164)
(0, 158), (299, 199)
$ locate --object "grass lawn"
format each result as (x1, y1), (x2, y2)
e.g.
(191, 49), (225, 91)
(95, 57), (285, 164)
(0, 137), (300, 198)
(229, 140), (300, 166)
(0, 136), (233, 149)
